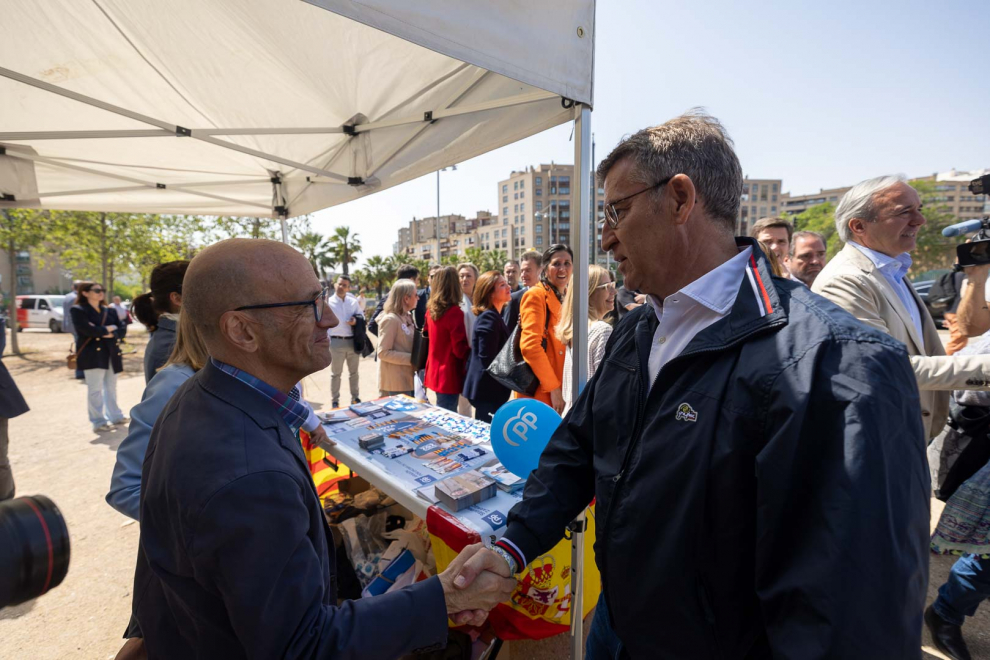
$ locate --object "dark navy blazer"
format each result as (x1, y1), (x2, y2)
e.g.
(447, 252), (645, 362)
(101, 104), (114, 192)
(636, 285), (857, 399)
(133, 360), (448, 659)
(462, 308), (511, 406)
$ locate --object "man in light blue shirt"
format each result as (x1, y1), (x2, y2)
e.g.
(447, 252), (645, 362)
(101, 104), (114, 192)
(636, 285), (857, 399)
(846, 239), (924, 341)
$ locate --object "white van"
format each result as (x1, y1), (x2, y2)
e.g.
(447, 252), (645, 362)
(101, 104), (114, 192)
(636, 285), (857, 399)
(16, 295), (66, 332)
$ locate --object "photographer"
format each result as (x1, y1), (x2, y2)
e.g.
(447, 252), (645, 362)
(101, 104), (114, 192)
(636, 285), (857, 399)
(955, 264), (990, 340)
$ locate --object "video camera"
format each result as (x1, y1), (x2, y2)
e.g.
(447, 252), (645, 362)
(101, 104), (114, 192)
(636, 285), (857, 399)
(0, 495), (70, 609)
(941, 174), (990, 267)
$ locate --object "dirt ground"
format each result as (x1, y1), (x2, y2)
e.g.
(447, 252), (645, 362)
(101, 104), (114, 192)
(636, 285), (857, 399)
(0, 326), (986, 658)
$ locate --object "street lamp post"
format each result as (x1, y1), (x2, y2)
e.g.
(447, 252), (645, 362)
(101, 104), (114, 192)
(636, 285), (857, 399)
(435, 166), (457, 262)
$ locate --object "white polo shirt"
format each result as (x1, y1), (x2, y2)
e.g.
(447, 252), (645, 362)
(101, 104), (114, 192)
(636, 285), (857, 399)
(327, 292), (362, 339)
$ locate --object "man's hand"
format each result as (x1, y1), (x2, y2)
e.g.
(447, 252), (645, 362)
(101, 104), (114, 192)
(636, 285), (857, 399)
(438, 543), (516, 627)
(967, 263), (990, 283)
(308, 424), (334, 449)
(633, 293), (647, 305)
(347, 318), (357, 326)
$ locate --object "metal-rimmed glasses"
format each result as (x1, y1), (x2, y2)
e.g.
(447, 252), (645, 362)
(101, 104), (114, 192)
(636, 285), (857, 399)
(602, 175), (673, 229)
(234, 285), (329, 322)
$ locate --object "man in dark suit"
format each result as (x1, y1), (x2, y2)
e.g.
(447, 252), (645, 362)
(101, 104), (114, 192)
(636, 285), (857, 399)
(0, 308), (29, 500)
(502, 250), (541, 333)
(134, 239), (515, 658)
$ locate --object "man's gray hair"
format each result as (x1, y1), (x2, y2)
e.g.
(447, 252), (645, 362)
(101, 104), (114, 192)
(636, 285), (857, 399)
(790, 230), (828, 256)
(834, 174), (908, 243)
(596, 110), (743, 230)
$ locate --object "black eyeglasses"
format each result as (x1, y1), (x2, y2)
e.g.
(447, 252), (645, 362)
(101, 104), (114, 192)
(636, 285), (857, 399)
(603, 175), (673, 229)
(234, 286), (329, 322)
(90, 288), (105, 294)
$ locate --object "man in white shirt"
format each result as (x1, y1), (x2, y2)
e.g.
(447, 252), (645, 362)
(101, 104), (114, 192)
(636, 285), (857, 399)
(457, 263), (478, 417)
(326, 275), (363, 407)
(750, 216), (793, 277)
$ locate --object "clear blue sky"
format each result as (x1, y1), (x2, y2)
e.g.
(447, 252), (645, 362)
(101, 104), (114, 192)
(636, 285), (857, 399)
(312, 0), (990, 266)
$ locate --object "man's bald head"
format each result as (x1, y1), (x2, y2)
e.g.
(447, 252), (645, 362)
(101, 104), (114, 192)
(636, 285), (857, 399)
(183, 238), (311, 344)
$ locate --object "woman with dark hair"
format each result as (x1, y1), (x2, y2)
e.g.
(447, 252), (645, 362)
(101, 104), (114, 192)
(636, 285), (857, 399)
(463, 271), (512, 422)
(516, 244), (572, 413)
(424, 266), (469, 412)
(70, 282), (127, 432)
(133, 260), (189, 383)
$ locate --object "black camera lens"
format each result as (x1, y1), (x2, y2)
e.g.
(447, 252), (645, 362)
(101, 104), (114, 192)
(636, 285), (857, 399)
(0, 495), (70, 609)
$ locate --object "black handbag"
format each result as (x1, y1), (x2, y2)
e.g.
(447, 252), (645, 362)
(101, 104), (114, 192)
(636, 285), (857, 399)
(410, 319), (429, 371)
(933, 400), (990, 502)
(486, 302), (549, 395)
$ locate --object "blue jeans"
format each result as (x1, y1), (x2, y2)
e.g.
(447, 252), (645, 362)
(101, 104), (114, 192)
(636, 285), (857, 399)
(586, 594), (626, 660)
(434, 392), (459, 412)
(933, 554), (990, 626)
(84, 368), (123, 429)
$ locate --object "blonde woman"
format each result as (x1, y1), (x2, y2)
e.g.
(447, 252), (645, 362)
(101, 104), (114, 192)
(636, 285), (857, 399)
(376, 279), (418, 397)
(557, 265), (616, 415)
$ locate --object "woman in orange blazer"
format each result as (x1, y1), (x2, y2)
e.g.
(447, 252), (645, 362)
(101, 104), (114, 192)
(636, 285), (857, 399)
(517, 244), (573, 413)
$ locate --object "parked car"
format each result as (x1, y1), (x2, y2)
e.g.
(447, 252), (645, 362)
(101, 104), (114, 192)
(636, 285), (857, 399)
(15, 295), (66, 332)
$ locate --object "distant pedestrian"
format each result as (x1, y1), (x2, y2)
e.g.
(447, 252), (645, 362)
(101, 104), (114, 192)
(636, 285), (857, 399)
(111, 296), (130, 325)
(503, 260), (521, 293)
(425, 267), (469, 412)
(327, 275), (363, 407)
(376, 279), (418, 397)
(463, 271), (512, 422)
(502, 250), (540, 334)
(788, 230), (828, 288)
(750, 216), (794, 277)
(557, 264), (615, 416)
(71, 282), (128, 432)
(0, 312), (29, 501)
(131, 261), (189, 383)
(63, 281), (84, 379)
(457, 263), (479, 417)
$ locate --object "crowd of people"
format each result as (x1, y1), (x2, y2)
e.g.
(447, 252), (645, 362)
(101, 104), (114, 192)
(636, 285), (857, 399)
(4, 109), (990, 659)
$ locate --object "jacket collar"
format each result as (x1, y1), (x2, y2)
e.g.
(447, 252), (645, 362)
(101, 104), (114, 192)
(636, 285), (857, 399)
(633, 237), (787, 381)
(198, 359), (311, 474)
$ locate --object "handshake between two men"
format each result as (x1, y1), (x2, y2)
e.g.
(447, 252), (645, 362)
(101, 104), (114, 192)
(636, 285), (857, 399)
(439, 544), (519, 627)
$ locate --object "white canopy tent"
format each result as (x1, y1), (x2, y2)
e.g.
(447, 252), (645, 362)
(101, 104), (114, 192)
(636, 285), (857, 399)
(0, 1), (595, 653)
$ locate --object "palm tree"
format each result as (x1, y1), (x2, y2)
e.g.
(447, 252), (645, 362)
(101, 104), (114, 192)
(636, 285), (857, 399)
(293, 230), (333, 279)
(365, 255), (395, 298)
(328, 226), (361, 276)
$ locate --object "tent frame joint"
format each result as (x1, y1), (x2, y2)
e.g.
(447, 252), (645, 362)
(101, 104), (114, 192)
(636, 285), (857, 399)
(342, 124), (357, 137)
(175, 125), (192, 137)
(156, 183), (166, 189)
(347, 177), (364, 186)
(423, 110), (434, 123)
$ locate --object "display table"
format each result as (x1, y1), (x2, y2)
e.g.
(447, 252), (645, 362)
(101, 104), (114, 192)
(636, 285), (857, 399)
(307, 395), (599, 641)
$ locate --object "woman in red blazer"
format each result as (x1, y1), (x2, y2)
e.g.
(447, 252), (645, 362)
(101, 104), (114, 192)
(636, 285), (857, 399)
(424, 266), (470, 411)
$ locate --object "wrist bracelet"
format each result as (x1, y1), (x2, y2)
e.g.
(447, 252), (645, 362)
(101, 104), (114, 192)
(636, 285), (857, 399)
(490, 545), (518, 575)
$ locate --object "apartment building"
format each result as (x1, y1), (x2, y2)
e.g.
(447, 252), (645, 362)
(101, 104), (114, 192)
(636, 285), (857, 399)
(395, 211), (496, 262)
(735, 177), (784, 235)
(912, 169), (990, 220)
(0, 248), (70, 297)
(496, 163), (607, 263)
(779, 186), (852, 217)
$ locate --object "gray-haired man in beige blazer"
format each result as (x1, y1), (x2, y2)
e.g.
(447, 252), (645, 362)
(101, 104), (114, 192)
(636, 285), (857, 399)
(813, 174), (990, 440)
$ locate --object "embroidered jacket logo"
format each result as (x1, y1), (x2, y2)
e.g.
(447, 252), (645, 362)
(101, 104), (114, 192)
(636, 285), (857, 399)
(675, 403), (698, 423)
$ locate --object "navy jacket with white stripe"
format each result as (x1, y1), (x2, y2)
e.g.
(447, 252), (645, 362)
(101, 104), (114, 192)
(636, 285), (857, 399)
(501, 238), (930, 659)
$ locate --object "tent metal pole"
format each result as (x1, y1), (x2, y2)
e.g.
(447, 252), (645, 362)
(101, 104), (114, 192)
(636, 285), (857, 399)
(354, 90), (556, 133)
(568, 103), (592, 660)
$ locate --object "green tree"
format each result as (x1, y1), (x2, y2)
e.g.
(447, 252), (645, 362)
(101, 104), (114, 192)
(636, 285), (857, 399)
(463, 247), (508, 274)
(328, 226), (361, 276)
(0, 210), (54, 354)
(363, 255), (396, 298)
(910, 180), (960, 272)
(294, 230), (334, 280)
(789, 202), (841, 260)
